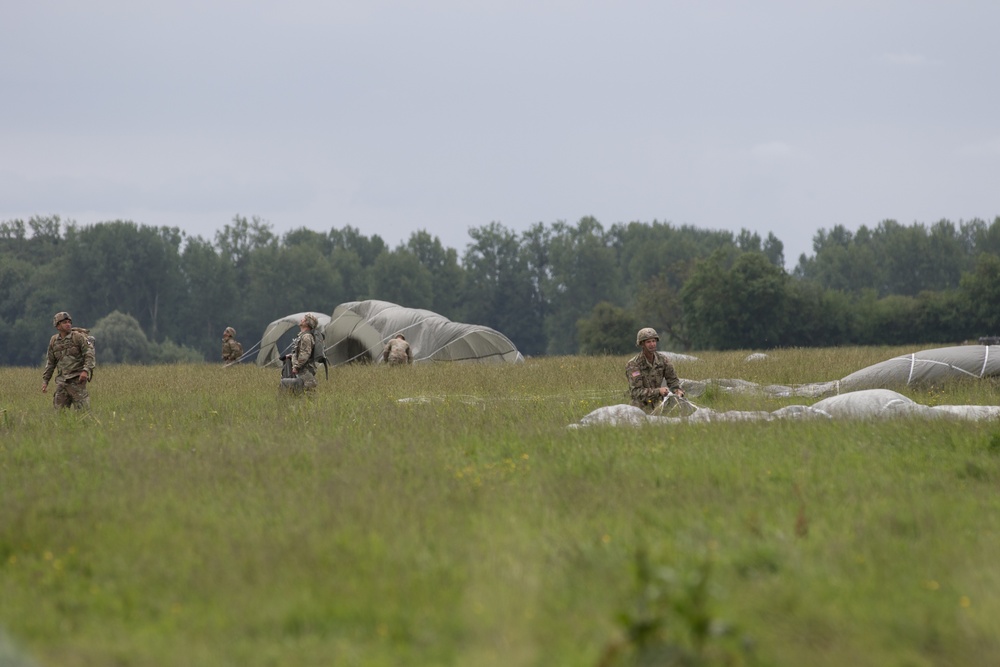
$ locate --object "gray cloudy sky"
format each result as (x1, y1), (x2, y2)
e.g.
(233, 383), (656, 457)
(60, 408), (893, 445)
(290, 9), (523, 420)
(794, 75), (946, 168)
(4, 1), (999, 267)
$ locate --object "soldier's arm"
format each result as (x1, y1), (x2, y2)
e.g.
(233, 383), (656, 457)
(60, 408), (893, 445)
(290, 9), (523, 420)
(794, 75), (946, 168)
(42, 343), (57, 388)
(83, 338), (95, 379)
(662, 361), (683, 396)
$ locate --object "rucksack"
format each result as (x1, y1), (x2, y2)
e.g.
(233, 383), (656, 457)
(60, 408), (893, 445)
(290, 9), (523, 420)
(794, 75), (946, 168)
(72, 327), (96, 381)
(311, 328), (328, 379)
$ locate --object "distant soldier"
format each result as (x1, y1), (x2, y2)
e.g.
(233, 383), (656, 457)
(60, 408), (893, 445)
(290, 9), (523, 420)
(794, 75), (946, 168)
(626, 327), (684, 413)
(42, 311), (96, 410)
(221, 327), (243, 363)
(280, 313), (319, 393)
(382, 333), (413, 366)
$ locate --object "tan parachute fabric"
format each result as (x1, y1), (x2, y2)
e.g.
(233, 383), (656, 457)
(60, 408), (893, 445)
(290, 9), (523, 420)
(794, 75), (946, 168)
(326, 300), (523, 365)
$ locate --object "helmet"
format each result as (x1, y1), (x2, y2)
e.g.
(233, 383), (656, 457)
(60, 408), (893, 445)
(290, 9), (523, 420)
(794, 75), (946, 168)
(636, 327), (659, 346)
(53, 311), (72, 327)
(395, 332), (406, 341)
(224, 327), (236, 338)
(303, 313), (319, 330)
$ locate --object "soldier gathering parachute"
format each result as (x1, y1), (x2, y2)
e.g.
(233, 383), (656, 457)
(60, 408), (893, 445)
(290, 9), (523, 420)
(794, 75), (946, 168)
(255, 300), (523, 367)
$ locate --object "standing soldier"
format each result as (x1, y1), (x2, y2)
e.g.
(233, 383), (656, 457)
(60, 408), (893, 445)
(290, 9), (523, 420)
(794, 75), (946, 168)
(281, 313), (319, 393)
(42, 311), (96, 410)
(221, 327), (243, 363)
(626, 327), (684, 413)
(382, 333), (413, 366)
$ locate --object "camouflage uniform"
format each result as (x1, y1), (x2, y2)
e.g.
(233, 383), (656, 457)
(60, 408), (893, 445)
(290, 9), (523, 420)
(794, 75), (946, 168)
(42, 314), (96, 410)
(290, 329), (318, 390)
(626, 352), (682, 414)
(221, 327), (243, 363)
(382, 334), (413, 366)
(625, 327), (683, 412)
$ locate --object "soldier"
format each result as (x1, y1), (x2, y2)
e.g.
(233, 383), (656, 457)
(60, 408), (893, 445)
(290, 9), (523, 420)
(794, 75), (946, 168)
(382, 333), (413, 366)
(281, 313), (319, 393)
(626, 327), (684, 413)
(221, 327), (243, 363)
(42, 311), (96, 410)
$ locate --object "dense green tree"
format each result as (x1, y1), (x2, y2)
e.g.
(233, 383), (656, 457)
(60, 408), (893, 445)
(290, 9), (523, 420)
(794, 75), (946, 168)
(62, 221), (186, 342)
(92, 311), (151, 364)
(405, 230), (464, 317)
(180, 236), (240, 358)
(462, 222), (541, 355)
(959, 253), (1000, 336)
(633, 274), (690, 350)
(544, 217), (622, 354)
(682, 250), (789, 349)
(577, 301), (638, 355)
(369, 249), (434, 309)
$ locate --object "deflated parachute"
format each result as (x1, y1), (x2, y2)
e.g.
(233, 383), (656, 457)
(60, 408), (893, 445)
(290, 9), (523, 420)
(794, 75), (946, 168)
(325, 300), (522, 365)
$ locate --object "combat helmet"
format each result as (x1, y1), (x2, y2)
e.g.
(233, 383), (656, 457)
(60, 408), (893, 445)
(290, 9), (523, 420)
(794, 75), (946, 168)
(636, 327), (659, 346)
(53, 311), (72, 327)
(224, 327), (236, 338)
(303, 313), (319, 330)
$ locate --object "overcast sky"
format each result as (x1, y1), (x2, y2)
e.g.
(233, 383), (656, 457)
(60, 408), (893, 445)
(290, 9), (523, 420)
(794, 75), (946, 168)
(4, 0), (999, 268)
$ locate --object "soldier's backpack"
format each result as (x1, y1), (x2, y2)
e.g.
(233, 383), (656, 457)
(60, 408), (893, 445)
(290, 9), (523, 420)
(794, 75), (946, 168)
(72, 327), (96, 381)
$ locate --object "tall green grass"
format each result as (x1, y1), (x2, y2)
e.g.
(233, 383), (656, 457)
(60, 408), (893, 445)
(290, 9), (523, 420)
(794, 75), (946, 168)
(2, 348), (999, 666)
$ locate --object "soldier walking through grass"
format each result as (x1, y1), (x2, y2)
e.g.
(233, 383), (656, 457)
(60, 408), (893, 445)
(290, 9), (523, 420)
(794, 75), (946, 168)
(42, 311), (96, 410)
(626, 327), (684, 413)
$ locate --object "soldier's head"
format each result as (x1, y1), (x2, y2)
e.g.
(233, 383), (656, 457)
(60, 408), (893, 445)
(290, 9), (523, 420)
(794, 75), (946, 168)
(53, 311), (73, 329)
(223, 327), (236, 339)
(395, 332), (406, 341)
(636, 327), (659, 353)
(300, 313), (318, 331)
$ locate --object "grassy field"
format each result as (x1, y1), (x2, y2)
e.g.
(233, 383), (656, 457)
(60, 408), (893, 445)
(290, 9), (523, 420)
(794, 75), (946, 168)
(2, 347), (999, 666)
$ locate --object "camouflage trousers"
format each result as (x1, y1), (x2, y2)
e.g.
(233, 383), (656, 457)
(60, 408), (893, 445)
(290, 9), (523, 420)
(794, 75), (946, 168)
(53, 378), (91, 410)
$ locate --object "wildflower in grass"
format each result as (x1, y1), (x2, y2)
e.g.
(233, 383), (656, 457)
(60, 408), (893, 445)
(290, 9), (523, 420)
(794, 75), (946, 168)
(923, 580), (940, 590)
(960, 596), (971, 608)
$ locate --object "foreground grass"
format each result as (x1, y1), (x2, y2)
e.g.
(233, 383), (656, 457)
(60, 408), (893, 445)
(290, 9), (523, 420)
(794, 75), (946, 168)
(1, 348), (999, 666)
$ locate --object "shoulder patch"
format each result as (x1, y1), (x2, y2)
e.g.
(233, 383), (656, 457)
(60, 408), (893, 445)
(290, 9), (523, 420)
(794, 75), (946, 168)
(630, 370), (641, 377)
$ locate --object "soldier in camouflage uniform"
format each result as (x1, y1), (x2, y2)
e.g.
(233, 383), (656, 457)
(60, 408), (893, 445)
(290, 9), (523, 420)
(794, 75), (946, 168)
(221, 327), (243, 363)
(382, 333), (413, 366)
(41, 311), (96, 410)
(625, 327), (684, 413)
(282, 313), (319, 393)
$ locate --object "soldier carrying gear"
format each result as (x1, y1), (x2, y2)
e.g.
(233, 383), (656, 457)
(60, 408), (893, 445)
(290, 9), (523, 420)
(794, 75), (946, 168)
(279, 313), (323, 394)
(42, 311), (96, 410)
(626, 326), (684, 413)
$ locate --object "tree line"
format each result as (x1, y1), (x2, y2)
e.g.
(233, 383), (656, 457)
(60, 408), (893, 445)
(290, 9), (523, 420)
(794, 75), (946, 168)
(2, 213), (999, 366)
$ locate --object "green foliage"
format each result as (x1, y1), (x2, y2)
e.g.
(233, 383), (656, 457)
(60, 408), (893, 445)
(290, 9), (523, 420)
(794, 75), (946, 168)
(4, 213), (1000, 364)
(681, 250), (790, 349)
(600, 549), (756, 667)
(2, 351), (1000, 666)
(578, 302), (638, 355)
(91, 310), (150, 364)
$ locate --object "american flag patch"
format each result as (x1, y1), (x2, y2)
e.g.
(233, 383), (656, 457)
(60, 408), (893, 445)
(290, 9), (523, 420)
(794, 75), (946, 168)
(630, 370), (641, 377)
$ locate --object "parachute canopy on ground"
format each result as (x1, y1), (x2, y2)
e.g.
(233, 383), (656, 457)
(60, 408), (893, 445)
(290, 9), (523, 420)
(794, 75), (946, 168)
(325, 300), (523, 365)
(256, 312), (332, 367)
(839, 345), (1000, 389)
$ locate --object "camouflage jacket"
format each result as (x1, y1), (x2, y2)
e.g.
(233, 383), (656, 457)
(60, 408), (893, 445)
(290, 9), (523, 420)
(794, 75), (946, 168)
(382, 338), (412, 365)
(43, 329), (96, 384)
(625, 351), (681, 411)
(292, 331), (317, 375)
(222, 338), (243, 362)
